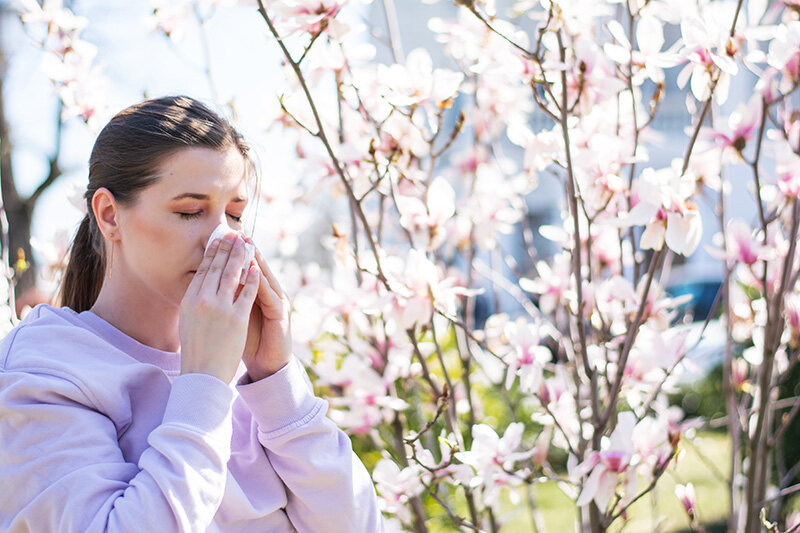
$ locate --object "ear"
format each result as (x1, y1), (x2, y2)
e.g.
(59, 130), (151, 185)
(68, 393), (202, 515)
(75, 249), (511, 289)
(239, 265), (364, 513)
(91, 188), (120, 241)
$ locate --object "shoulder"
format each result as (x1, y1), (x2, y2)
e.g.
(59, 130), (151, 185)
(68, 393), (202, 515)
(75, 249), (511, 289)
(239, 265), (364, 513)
(0, 304), (109, 373)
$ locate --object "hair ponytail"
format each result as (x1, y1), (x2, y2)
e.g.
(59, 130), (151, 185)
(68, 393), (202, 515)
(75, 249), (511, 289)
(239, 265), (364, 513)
(56, 95), (256, 312)
(59, 215), (105, 312)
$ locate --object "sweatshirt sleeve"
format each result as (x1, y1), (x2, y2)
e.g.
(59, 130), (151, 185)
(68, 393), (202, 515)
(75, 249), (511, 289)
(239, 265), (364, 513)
(0, 369), (234, 533)
(236, 357), (384, 533)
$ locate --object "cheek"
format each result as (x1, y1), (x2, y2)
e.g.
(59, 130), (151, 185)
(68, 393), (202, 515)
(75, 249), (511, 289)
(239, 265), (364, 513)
(128, 214), (190, 268)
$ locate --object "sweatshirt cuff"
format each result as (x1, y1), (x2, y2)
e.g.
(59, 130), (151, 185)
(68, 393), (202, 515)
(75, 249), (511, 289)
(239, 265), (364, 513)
(235, 356), (323, 433)
(163, 373), (235, 441)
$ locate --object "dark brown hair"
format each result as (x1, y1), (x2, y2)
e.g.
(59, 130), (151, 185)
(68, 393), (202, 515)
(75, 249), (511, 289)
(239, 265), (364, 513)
(58, 95), (257, 312)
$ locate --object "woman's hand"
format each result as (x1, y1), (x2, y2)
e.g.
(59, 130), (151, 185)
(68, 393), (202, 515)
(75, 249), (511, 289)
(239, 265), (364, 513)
(241, 238), (293, 382)
(179, 233), (260, 383)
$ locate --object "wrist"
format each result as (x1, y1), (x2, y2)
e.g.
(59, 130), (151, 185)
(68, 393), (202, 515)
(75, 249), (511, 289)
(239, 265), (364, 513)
(246, 358), (291, 382)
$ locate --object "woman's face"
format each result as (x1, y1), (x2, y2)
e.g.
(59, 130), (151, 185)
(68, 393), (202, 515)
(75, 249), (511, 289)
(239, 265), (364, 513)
(114, 146), (249, 307)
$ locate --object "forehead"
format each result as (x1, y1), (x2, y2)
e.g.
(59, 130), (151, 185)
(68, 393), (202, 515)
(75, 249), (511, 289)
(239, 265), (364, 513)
(151, 146), (248, 198)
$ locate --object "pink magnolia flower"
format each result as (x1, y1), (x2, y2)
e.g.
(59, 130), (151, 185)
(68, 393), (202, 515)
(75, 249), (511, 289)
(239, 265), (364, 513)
(676, 15), (738, 103)
(506, 122), (562, 178)
(700, 98), (761, 162)
(386, 250), (473, 331)
(396, 176), (456, 251)
(622, 166), (703, 256)
(533, 372), (581, 451)
(17, 0), (87, 38)
(632, 413), (674, 469)
(735, 223), (788, 296)
(455, 423), (532, 507)
(316, 352), (410, 434)
(378, 48), (463, 107)
(624, 324), (690, 404)
(410, 431), (474, 486)
(544, 37), (625, 116)
(455, 165), (524, 250)
(373, 458), (428, 524)
(520, 252), (573, 314)
(605, 15), (680, 85)
(775, 141), (800, 198)
(674, 483), (697, 520)
(148, 0), (192, 41)
(592, 276), (638, 335)
(502, 318), (551, 392)
(575, 411), (638, 509)
(707, 219), (771, 266)
(785, 293), (800, 346)
(267, 0), (347, 36)
(768, 20), (800, 82)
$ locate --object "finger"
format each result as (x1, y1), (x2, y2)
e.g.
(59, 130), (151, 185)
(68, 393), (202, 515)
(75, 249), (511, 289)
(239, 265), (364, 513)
(233, 263), (261, 312)
(249, 240), (286, 298)
(186, 238), (222, 295)
(199, 233), (238, 295)
(216, 236), (248, 297)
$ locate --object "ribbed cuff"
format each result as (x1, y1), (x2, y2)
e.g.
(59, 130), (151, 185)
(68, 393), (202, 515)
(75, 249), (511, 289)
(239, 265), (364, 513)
(163, 373), (235, 441)
(236, 356), (322, 433)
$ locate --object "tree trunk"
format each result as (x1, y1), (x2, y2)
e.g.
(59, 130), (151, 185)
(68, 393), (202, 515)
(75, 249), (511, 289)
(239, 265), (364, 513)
(0, 21), (42, 306)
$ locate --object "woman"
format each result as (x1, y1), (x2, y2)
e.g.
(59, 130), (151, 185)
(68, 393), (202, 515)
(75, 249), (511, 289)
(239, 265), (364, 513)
(0, 96), (383, 532)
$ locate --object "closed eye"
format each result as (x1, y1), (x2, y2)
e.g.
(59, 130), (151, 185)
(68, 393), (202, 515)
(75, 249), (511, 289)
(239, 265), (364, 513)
(177, 212), (242, 223)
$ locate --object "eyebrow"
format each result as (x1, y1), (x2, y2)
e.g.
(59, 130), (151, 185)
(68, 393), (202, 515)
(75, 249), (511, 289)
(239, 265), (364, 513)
(171, 193), (247, 203)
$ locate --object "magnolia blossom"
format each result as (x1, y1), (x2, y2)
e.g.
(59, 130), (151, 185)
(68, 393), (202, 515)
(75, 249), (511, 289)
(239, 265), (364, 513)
(455, 164), (525, 250)
(455, 423), (532, 508)
(501, 317), (551, 392)
(409, 431), (474, 486)
(591, 276), (638, 335)
(323, 354), (410, 434)
(378, 48), (463, 107)
(532, 372), (581, 452)
(575, 412), (638, 509)
(542, 36), (626, 116)
(622, 166), (702, 256)
(429, 10), (532, 140)
(148, 0), (193, 41)
(373, 458), (428, 524)
(785, 292), (800, 347)
(768, 20), (800, 82)
(385, 250), (472, 332)
(605, 15), (679, 84)
(395, 177), (456, 251)
(520, 252), (573, 314)
(676, 13), (738, 104)
(675, 483), (698, 520)
(624, 325), (690, 407)
(266, 0), (348, 36)
(774, 141), (800, 198)
(707, 219), (771, 266)
(700, 98), (761, 162)
(18, 0), (87, 38)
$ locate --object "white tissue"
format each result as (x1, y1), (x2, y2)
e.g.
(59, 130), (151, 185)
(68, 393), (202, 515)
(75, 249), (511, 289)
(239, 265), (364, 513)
(206, 223), (256, 284)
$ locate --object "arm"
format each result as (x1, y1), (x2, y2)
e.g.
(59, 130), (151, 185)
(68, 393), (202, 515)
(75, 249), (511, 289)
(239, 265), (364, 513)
(0, 369), (234, 533)
(236, 356), (383, 533)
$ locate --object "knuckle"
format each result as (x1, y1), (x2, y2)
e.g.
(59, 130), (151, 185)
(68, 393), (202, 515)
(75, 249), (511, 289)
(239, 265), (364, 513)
(195, 297), (215, 311)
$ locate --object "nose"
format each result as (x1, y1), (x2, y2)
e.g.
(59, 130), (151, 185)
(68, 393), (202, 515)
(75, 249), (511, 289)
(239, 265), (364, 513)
(204, 220), (242, 251)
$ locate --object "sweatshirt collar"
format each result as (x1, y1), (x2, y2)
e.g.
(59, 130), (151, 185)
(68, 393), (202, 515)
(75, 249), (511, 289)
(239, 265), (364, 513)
(76, 310), (181, 373)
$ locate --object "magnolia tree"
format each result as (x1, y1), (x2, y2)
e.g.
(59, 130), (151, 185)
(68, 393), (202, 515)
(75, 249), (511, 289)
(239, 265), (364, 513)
(8, 0), (800, 531)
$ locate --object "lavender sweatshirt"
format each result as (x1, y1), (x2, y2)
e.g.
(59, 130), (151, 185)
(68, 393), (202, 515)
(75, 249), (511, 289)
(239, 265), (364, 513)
(0, 304), (383, 532)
